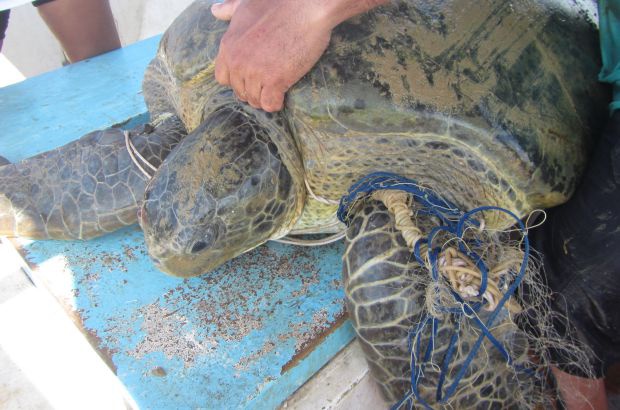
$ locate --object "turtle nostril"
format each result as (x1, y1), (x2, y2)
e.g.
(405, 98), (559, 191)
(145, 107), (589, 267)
(191, 241), (208, 253)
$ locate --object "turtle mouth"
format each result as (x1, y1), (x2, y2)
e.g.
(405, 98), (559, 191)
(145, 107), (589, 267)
(140, 215), (227, 277)
(148, 246), (227, 278)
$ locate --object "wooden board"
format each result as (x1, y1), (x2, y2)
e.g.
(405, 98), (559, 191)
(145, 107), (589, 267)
(0, 35), (354, 409)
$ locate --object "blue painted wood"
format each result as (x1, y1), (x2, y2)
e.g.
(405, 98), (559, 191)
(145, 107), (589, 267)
(0, 35), (160, 162)
(1, 36), (355, 408)
(24, 228), (352, 409)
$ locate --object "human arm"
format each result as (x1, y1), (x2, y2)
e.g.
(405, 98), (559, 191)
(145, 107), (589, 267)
(211, 0), (389, 112)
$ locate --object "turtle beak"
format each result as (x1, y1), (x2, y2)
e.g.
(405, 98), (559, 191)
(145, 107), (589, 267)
(148, 245), (227, 278)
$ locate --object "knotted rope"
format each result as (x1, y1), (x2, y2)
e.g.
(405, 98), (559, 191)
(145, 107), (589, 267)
(337, 172), (532, 409)
(371, 189), (521, 313)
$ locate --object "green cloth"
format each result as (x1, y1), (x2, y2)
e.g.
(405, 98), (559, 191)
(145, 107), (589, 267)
(599, 0), (620, 112)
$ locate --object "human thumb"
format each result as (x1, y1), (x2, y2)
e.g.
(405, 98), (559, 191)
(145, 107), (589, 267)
(211, 0), (241, 21)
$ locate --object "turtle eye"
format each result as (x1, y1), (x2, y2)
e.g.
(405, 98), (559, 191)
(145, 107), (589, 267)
(190, 241), (208, 253)
(189, 224), (220, 254)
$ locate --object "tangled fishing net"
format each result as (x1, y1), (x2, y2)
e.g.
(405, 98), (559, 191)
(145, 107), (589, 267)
(337, 172), (593, 409)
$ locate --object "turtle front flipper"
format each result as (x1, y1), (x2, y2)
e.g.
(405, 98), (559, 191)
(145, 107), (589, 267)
(140, 107), (303, 277)
(0, 115), (186, 239)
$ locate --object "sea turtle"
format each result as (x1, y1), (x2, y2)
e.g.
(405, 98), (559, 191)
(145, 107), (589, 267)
(0, 0), (608, 407)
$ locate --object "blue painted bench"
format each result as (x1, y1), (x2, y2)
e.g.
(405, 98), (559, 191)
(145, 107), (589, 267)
(0, 36), (355, 409)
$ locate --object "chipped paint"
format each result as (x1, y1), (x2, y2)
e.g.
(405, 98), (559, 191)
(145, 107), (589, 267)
(235, 341), (276, 371)
(79, 317), (120, 375)
(2, 34), (356, 409)
(280, 310), (349, 374)
(150, 366), (167, 377)
(129, 302), (218, 367)
(21, 227), (354, 409)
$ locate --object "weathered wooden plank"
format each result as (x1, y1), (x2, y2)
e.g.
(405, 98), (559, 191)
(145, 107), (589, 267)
(21, 228), (352, 409)
(1, 35), (354, 409)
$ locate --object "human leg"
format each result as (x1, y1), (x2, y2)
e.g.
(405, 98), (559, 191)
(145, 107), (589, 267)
(35, 0), (120, 62)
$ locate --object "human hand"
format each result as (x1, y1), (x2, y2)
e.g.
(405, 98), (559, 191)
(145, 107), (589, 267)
(211, 0), (334, 112)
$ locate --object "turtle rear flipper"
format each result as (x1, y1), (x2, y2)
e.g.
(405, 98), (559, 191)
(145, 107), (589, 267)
(342, 199), (542, 408)
(0, 115), (186, 239)
(342, 199), (415, 404)
(0, 156), (10, 167)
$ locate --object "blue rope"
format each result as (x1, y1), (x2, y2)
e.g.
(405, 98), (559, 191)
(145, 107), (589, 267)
(337, 172), (532, 408)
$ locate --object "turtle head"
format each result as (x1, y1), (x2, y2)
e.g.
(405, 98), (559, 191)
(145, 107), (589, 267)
(139, 108), (303, 277)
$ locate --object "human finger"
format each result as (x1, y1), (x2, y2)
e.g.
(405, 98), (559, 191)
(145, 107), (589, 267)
(230, 73), (247, 102)
(245, 76), (263, 108)
(210, 0), (241, 21)
(260, 87), (285, 112)
(214, 54), (231, 86)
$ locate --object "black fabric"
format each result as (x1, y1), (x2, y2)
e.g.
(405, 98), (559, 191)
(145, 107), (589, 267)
(31, 0), (56, 7)
(530, 110), (620, 378)
(0, 10), (9, 41)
